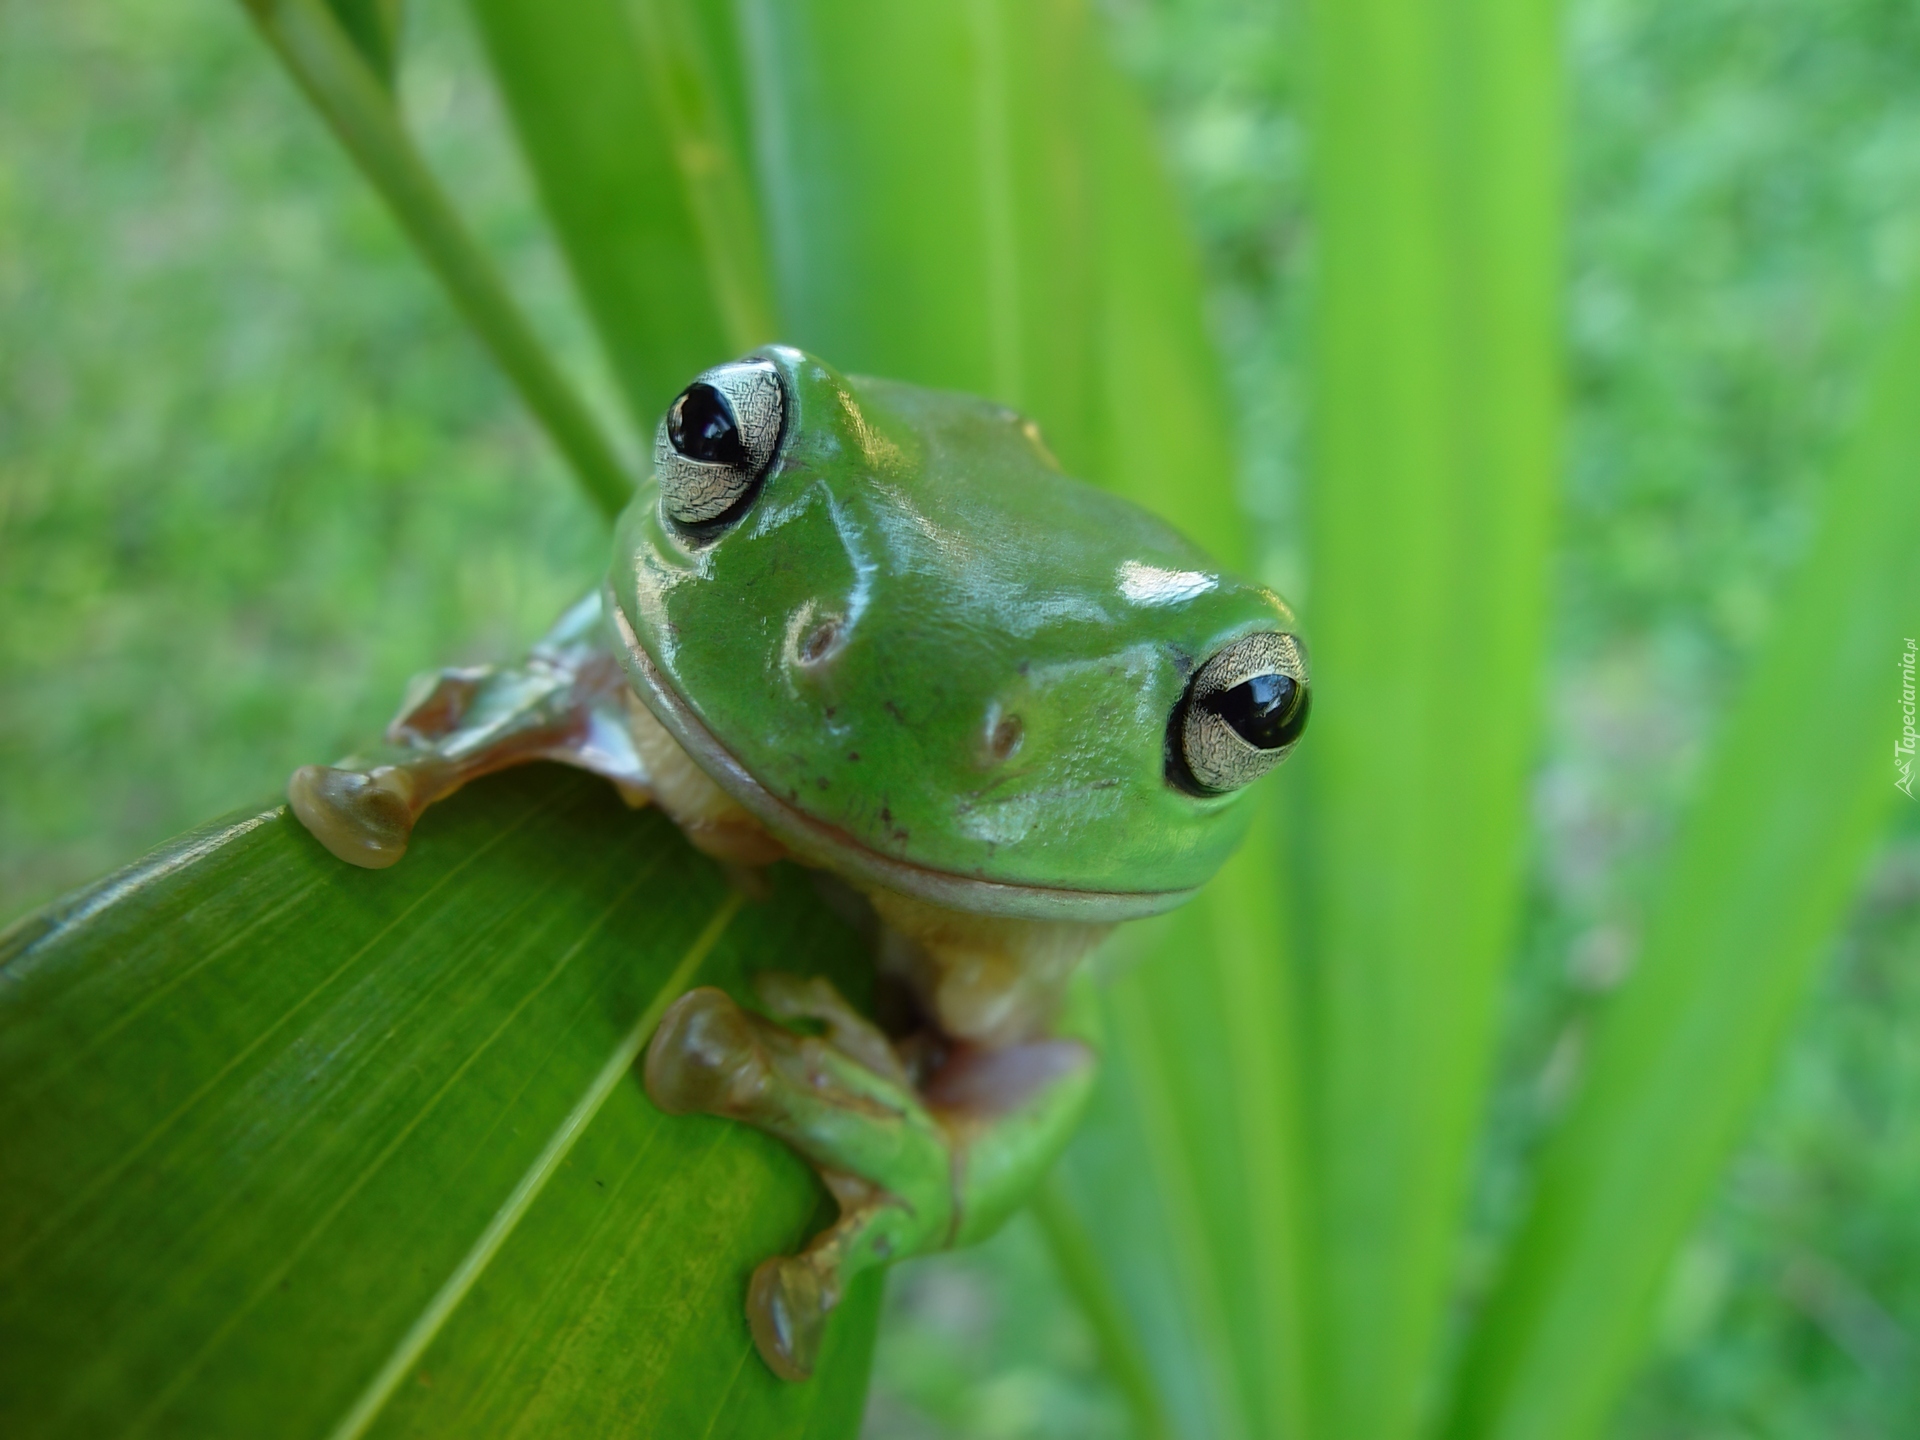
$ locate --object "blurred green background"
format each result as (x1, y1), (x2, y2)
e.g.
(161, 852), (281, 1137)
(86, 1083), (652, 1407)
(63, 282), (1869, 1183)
(3, 0), (1917, 1436)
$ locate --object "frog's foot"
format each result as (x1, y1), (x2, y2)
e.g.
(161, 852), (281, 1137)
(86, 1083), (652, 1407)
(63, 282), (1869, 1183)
(747, 1176), (907, 1380)
(288, 762), (429, 870)
(643, 975), (1101, 1380)
(644, 982), (952, 1380)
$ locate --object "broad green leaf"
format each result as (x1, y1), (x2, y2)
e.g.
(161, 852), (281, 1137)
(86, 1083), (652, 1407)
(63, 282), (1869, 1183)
(1443, 252), (1920, 1440)
(467, 0), (775, 430)
(239, 0), (633, 520)
(1079, 52), (1245, 568)
(0, 767), (877, 1438)
(1287, 0), (1563, 1435)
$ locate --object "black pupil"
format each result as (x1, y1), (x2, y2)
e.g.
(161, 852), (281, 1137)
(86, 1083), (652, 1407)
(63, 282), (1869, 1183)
(1208, 672), (1309, 750)
(668, 383), (746, 465)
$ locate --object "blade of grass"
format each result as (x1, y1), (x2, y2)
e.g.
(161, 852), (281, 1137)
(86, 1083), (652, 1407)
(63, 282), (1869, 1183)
(1057, 935), (1255, 1440)
(325, 0), (404, 85)
(731, 0), (1240, 542)
(239, 0), (633, 520)
(1062, 19), (1307, 1437)
(1044, 63), (1312, 1432)
(1294, 0), (1561, 1435)
(1062, 805), (1307, 1440)
(625, 0), (775, 355)
(1070, 47), (1313, 1435)
(466, 0), (774, 430)
(1202, 806), (1310, 1440)
(1081, 49), (1243, 567)
(1444, 254), (1920, 1440)
(733, 0), (1101, 474)
(1031, 1175), (1173, 1440)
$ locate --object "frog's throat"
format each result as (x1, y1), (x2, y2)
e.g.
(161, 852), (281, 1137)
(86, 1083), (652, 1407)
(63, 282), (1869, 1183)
(606, 590), (1194, 923)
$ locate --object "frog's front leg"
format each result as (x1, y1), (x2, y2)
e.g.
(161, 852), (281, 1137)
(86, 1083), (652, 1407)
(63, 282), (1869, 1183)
(644, 916), (1104, 1381)
(287, 592), (778, 869)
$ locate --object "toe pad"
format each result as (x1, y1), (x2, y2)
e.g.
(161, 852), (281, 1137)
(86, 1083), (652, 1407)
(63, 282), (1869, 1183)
(643, 988), (766, 1116)
(287, 765), (416, 870)
(748, 1256), (830, 1382)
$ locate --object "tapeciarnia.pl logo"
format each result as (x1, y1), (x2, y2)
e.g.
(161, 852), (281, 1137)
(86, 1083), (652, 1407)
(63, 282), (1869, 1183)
(1899, 638), (1917, 799)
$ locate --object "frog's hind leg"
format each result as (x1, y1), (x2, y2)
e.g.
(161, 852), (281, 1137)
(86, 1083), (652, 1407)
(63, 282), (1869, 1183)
(289, 593), (647, 869)
(747, 1176), (914, 1382)
(744, 1031), (1101, 1380)
(643, 970), (1100, 1381)
(644, 981), (952, 1379)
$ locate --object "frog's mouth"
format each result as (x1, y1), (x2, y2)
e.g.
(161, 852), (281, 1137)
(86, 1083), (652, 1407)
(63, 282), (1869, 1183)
(606, 591), (1194, 923)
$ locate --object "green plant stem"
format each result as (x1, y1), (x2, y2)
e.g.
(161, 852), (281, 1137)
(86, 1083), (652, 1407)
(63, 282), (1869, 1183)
(1030, 1175), (1171, 1440)
(239, 0), (634, 521)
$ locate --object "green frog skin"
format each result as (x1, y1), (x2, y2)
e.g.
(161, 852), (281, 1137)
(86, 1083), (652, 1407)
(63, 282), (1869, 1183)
(287, 346), (1309, 1381)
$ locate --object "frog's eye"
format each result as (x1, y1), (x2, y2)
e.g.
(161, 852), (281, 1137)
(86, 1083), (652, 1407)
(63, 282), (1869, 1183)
(656, 358), (785, 528)
(1171, 631), (1311, 794)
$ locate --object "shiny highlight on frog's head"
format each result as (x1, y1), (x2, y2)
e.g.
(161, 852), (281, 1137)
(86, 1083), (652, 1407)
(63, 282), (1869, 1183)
(607, 346), (1308, 921)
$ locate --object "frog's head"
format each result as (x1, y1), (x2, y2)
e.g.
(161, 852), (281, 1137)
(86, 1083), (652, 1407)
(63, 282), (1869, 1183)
(607, 347), (1309, 922)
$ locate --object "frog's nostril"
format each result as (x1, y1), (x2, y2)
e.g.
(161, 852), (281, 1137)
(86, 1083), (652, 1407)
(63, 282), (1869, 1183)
(799, 618), (841, 665)
(988, 714), (1024, 762)
(783, 603), (849, 673)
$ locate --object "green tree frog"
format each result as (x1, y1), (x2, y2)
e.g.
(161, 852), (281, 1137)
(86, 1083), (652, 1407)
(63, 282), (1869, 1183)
(287, 347), (1309, 1381)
